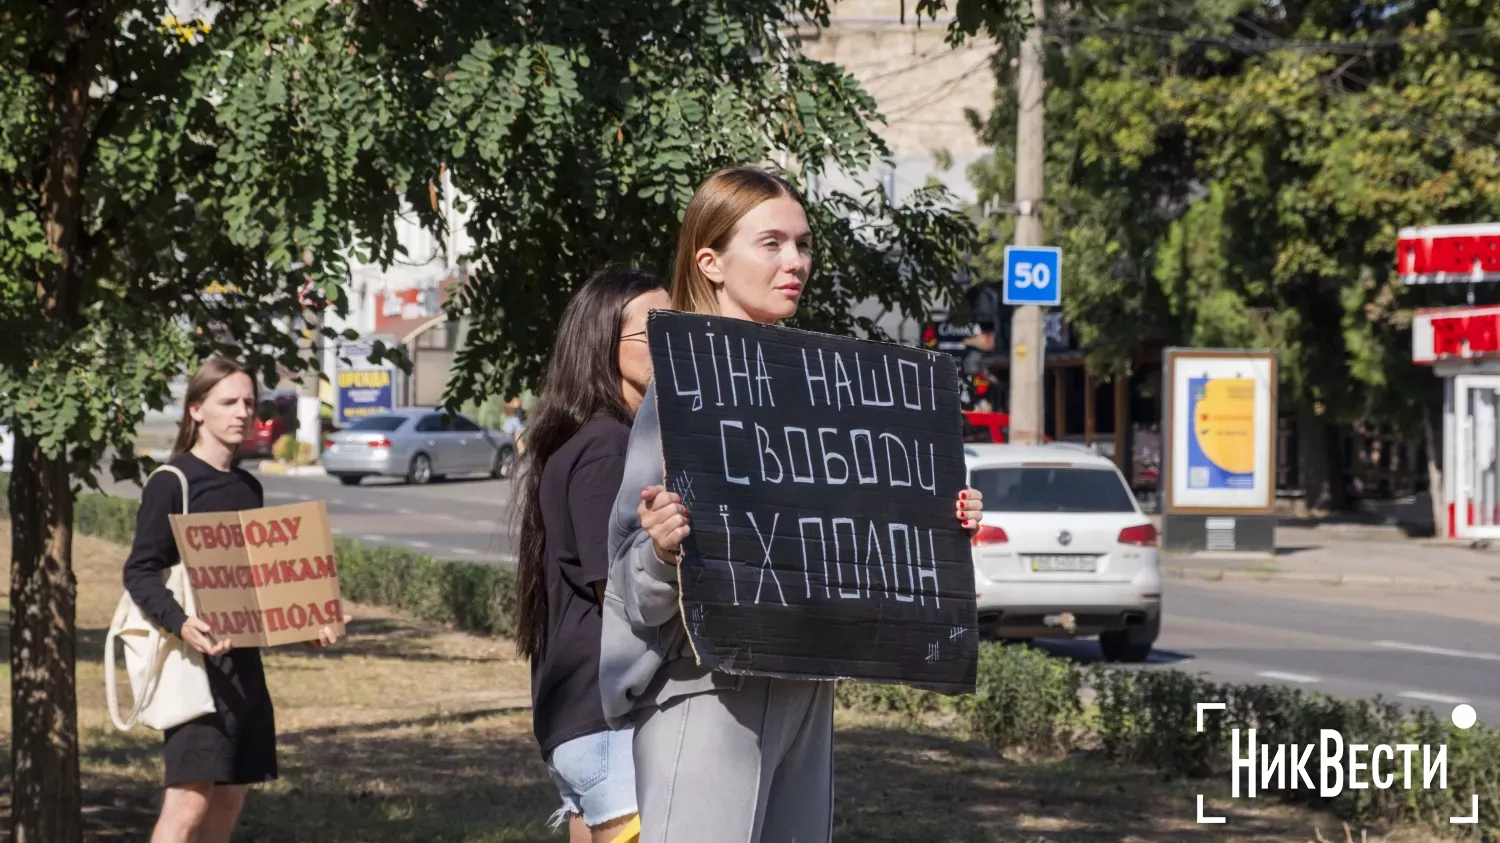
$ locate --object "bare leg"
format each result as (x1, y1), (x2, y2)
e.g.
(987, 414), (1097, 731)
(591, 812), (638, 843)
(151, 782), (214, 843)
(197, 785), (247, 843)
(566, 813), (591, 843)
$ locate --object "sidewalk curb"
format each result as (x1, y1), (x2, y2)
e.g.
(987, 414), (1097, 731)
(1162, 565), (1500, 592)
(256, 462), (327, 478)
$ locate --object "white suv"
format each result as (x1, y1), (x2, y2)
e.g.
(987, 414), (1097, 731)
(966, 443), (1163, 662)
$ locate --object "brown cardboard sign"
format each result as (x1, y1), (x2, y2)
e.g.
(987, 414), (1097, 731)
(647, 310), (979, 694)
(168, 501), (346, 648)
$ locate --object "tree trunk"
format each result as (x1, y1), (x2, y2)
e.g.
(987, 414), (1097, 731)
(1324, 422), (1349, 512)
(1297, 406), (1349, 515)
(10, 4), (115, 839)
(9, 436), (80, 843)
(1426, 398), (1446, 538)
(1297, 406), (1331, 514)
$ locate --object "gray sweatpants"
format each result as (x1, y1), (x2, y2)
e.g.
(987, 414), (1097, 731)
(633, 677), (835, 843)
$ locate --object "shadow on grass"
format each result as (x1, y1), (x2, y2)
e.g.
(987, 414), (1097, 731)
(832, 726), (1344, 842)
(5, 617), (521, 670)
(1, 715), (1401, 843)
(269, 619), (521, 665)
(3, 711), (559, 843)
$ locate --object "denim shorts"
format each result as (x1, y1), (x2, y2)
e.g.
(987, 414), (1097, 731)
(546, 727), (638, 828)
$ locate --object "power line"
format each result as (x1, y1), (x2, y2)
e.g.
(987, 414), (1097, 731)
(1045, 17), (1500, 56)
(1152, 0), (1500, 148)
(878, 52), (996, 122)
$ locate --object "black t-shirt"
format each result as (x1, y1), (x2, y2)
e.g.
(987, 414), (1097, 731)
(122, 451), (271, 710)
(530, 416), (629, 757)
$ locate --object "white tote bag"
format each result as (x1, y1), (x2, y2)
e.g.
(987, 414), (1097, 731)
(105, 465), (217, 732)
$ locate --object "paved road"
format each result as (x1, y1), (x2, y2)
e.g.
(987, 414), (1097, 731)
(94, 463), (1500, 719)
(1035, 578), (1500, 720)
(99, 464), (518, 563)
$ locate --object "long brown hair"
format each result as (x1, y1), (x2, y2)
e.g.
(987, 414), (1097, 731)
(513, 267), (666, 661)
(669, 167), (804, 316)
(172, 357), (256, 455)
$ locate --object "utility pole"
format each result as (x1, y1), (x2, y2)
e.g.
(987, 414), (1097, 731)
(1008, 0), (1047, 444)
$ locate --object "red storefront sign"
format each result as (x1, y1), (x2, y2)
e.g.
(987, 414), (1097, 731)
(1397, 224), (1500, 282)
(1412, 305), (1500, 364)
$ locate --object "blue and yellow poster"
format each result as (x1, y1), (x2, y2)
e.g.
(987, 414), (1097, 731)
(1166, 349), (1276, 513)
(336, 367), (395, 425)
(1185, 377), (1257, 490)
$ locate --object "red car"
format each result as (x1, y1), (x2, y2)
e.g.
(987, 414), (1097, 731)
(237, 398), (296, 458)
(962, 411), (1054, 444)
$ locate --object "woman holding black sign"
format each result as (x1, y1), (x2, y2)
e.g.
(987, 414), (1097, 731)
(123, 357), (348, 843)
(600, 167), (984, 841)
(514, 268), (670, 842)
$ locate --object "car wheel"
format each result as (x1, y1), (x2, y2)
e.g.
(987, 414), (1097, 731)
(407, 453), (433, 485)
(336, 475), (361, 487)
(492, 446), (516, 480)
(1099, 615), (1160, 663)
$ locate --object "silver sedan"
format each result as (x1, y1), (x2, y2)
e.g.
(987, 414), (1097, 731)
(322, 408), (517, 486)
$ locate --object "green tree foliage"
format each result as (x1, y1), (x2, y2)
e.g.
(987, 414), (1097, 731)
(1, 2), (1016, 837)
(401, 0), (986, 405)
(962, 0), (1500, 436)
(1, 3), (417, 838)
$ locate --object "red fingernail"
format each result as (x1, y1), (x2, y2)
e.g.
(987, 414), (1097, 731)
(960, 491), (968, 500)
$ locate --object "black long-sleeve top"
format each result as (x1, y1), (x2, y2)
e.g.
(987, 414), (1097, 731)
(123, 452), (264, 635)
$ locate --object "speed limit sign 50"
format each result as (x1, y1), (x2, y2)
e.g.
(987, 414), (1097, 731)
(1002, 246), (1062, 306)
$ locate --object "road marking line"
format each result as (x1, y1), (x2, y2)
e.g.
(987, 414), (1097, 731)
(265, 492), (297, 499)
(398, 508), (418, 515)
(330, 499), (347, 506)
(451, 548), (478, 556)
(331, 528), (345, 536)
(1257, 671), (1320, 684)
(408, 541), (433, 549)
(364, 534), (386, 542)
(1374, 640), (1500, 663)
(1399, 691), (1469, 705)
(359, 503), (382, 511)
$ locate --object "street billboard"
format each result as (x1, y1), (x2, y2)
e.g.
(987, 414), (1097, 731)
(1162, 348), (1278, 515)
(333, 336), (397, 426)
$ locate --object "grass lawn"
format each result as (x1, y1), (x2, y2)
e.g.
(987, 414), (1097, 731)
(0, 523), (1449, 842)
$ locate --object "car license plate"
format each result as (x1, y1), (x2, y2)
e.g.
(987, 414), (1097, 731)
(1028, 555), (1098, 573)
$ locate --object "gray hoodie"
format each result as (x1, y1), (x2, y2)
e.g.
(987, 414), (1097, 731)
(599, 380), (739, 727)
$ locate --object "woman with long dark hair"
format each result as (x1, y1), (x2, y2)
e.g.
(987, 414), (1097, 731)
(599, 168), (984, 841)
(124, 357), (348, 843)
(515, 267), (668, 843)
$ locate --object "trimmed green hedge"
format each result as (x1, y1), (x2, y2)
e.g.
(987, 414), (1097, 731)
(332, 538), (519, 638)
(839, 647), (1496, 837)
(0, 472), (518, 641)
(2, 472), (1495, 838)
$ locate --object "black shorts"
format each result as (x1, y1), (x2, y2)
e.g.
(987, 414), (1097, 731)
(162, 650), (278, 787)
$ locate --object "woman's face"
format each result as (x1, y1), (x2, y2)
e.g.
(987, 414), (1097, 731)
(190, 373), (256, 448)
(619, 288), (672, 400)
(698, 195), (812, 325)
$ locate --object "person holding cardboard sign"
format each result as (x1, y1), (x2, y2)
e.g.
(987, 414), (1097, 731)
(514, 268), (669, 843)
(600, 168), (984, 842)
(122, 358), (350, 843)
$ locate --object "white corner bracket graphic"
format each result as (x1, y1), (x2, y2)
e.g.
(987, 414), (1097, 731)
(1197, 794), (1226, 824)
(1195, 703), (1229, 824)
(1196, 702), (1226, 733)
(1450, 794), (1479, 824)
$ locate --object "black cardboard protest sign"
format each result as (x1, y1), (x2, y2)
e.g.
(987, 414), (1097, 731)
(648, 310), (978, 694)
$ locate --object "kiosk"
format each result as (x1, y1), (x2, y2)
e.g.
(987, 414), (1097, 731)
(1401, 223), (1500, 539)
